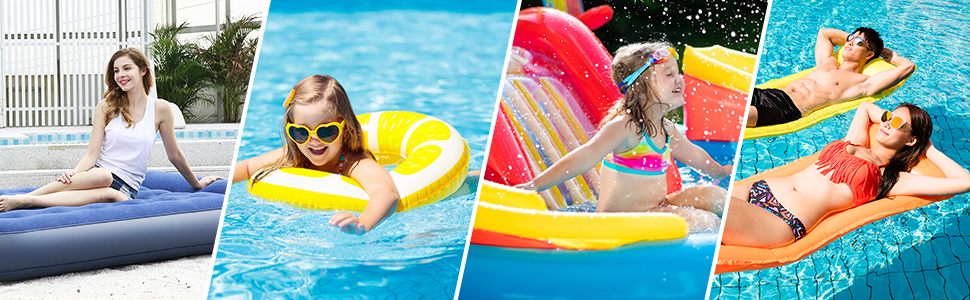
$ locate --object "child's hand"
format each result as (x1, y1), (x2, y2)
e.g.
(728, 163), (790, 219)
(329, 212), (366, 235)
(513, 181), (537, 191)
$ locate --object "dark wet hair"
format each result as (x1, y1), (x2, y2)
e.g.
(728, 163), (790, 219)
(853, 27), (884, 64)
(876, 103), (932, 199)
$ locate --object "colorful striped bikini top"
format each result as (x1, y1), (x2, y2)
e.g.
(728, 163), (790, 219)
(602, 132), (671, 176)
(815, 140), (885, 206)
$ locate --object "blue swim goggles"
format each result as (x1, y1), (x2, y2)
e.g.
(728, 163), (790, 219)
(618, 47), (678, 94)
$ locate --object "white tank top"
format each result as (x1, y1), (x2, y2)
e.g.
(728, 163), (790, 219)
(96, 96), (158, 190)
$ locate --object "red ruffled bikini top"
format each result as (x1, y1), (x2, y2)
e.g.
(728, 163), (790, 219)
(815, 140), (885, 206)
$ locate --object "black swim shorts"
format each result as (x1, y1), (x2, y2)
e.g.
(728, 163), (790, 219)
(751, 88), (802, 127)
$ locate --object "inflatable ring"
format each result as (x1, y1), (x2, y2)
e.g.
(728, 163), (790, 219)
(248, 111), (470, 212)
(743, 47), (916, 140)
(717, 124), (953, 273)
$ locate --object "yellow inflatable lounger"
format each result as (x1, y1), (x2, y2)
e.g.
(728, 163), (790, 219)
(248, 111), (470, 212)
(717, 125), (953, 274)
(743, 47), (916, 140)
(473, 180), (689, 250)
(682, 44), (756, 92)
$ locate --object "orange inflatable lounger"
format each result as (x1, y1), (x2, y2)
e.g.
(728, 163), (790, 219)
(715, 124), (954, 274)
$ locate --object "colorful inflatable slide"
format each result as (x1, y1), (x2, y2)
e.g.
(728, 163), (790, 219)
(460, 6), (753, 299)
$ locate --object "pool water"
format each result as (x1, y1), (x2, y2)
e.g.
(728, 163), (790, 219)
(710, 0), (970, 298)
(206, 0), (517, 298)
(0, 129), (237, 145)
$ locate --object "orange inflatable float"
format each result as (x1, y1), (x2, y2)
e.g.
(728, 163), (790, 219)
(716, 124), (954, 274)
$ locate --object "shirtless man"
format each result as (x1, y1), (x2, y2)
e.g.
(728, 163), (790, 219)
(746, 27), (916, 127)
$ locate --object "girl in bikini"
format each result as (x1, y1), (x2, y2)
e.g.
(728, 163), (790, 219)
(0, 48), (223, 212)
(723, 101), (970, 247)
(233, 75), (399, 235)
(515, 41), (733, 232)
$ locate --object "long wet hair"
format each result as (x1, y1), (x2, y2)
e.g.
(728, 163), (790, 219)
(876, 103), (932, 199)
(602, 41), (674, 138)
(252, 75), (372, 183)
(103, 48), (153, 128)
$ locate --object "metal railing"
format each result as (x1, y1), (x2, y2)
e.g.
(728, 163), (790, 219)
(1, 0), (152, 127)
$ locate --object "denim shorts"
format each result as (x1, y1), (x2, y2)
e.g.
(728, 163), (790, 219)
(108, 172), (138, 200)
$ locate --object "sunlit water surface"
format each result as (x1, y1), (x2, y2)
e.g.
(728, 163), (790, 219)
(711, 0), (970, 299)
(207, 1), (516, 298)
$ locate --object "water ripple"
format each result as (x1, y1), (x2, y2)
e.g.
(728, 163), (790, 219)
(210, 6), (512, 299)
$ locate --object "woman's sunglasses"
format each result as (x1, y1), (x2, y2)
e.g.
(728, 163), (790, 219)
(846, 34), (871, 50)
(286, 121), (345, 145)
(881, 111), (909, 131)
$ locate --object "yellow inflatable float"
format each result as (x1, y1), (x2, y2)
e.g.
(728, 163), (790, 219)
(248, 111), (470, 212)
(682, 45), (755, 142)
(473, 181), (689, 250)
(743, 47), (916, 140)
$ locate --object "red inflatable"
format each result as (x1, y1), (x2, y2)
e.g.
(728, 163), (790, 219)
(511, 7), (618, 124)
(473, 7), (686, 249)
(683, 74), (748, 141)
(483, 105), (534, 186)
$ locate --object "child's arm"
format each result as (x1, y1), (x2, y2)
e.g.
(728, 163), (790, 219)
(232, 148), (286, 183)
(889, 141), (970, 197)
(668, 122), (732, 179)
(329, 155), (400, 235)
(158, 100), (224, 189)
(516, 118), (633, 192)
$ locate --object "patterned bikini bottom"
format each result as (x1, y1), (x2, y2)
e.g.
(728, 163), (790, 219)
(748, 179), (807, 241)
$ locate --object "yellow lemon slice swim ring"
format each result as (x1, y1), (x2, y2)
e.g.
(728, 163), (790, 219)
(248, 111), (470, 212)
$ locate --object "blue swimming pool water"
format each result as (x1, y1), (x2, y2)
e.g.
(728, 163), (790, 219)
(206, 0), (516, 298)
(0, 129), (237, 146)
(710, 0), (970, 298)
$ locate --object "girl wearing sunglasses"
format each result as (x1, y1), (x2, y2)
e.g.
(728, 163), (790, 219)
(723, 101), (970, 247)
(514, 41), (733, 232)
(233, 75), (399, 235)
(0, 48), (223, 212)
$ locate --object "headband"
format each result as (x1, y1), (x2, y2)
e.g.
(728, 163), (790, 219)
(618, 47), (678, 94)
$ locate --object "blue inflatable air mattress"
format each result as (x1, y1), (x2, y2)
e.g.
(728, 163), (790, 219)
(0, 171), (226, 281)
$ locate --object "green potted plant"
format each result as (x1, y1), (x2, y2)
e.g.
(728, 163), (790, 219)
(149, 22), (213, 122)
(201, 14), (261, 123)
